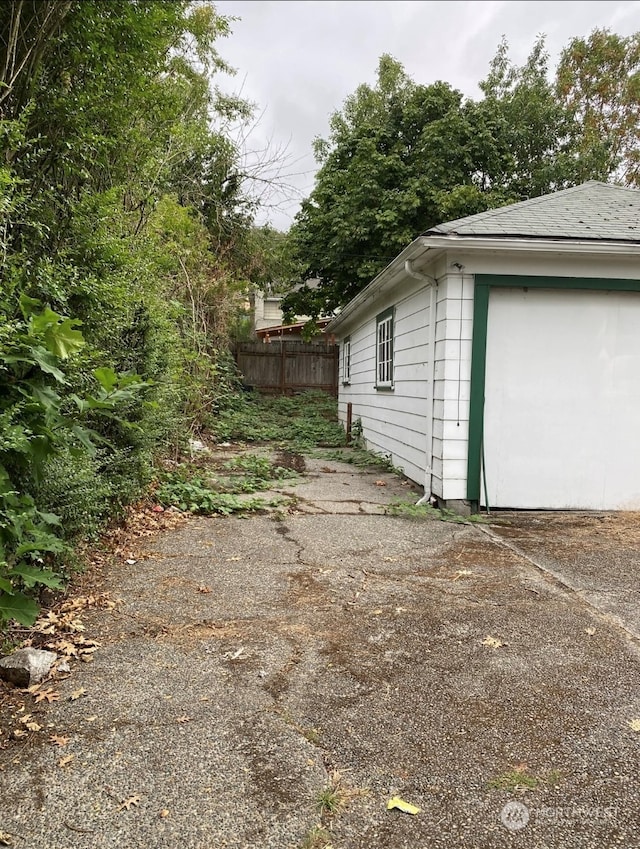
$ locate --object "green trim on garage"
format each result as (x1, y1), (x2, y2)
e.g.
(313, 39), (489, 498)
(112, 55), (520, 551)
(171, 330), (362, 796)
(466, 274), (640, 502)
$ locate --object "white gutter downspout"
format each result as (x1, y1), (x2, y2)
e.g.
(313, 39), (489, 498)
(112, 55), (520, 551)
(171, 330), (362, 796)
(404, 259), (437, 505)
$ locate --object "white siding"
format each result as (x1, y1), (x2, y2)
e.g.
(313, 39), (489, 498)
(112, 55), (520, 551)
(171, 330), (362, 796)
(336, 247), (640, 507)
(431, 273), (473, 500)
(338, 274), (432, 489)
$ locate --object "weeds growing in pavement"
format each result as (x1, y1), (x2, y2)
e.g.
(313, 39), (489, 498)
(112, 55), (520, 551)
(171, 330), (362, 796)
(385, 499), (486, 524)
(207, 391), (346, 453)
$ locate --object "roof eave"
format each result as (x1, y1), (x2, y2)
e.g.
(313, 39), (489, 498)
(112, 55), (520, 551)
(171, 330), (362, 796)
(326, 240), (437, 335)
(420, 233), (640, 254)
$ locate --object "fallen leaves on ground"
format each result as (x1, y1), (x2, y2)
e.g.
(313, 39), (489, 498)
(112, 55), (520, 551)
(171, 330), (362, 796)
(628, 719), (640, 732)
(34, 690), (60, 704)
(19, 715), (42, 732)
(159, 809), (170, 818)
(197, 585), (212, 594)
(118, 795), (140, 811)
(46, 635), (100, 662)
(374, 480), (387, 487)
(58, 754), (74, 767)
(50, 735), (70, 747)
(481, 636), (505, 649)
(0, 831), (14, 846)
(176, 715), (191, 723)
(70, 688), (87, 701)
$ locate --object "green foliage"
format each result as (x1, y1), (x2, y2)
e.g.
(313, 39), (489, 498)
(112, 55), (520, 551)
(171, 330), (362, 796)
(385, 498), (485, 524)
(284, 55), (490, 319)
(557, 29), (640, 185)
(155, 476), (271, 516)
(0, 2), (279, 629)
(0, 288), (149, 625)
(284, 34), (629, 320)
(208, 391), (346, 452)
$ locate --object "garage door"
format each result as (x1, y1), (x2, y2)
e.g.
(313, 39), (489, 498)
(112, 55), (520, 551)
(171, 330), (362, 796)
(483, 287), (640, 510)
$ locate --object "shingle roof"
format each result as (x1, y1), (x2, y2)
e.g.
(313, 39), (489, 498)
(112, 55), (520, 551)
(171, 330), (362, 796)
(423, 181), (640, 242)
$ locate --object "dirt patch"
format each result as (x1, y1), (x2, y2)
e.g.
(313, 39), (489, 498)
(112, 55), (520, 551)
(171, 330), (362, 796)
(275, 450), (306, 474)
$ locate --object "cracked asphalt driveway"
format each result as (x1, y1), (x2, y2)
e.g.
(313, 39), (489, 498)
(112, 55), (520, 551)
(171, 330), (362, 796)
(2, 453), (640, 848)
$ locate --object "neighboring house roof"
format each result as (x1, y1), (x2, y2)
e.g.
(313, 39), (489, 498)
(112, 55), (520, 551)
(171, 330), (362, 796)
(424, 181), (640, 243)
(256, 318), (332, 340)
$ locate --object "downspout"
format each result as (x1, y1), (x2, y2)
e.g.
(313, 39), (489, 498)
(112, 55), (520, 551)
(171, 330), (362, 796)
(404, 259), (437, 505)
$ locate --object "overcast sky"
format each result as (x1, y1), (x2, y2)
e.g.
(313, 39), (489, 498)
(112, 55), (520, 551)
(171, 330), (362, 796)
(213, 0), (640, 231)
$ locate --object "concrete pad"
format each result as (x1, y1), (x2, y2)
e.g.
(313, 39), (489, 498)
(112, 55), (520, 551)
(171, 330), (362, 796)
(2, 461), (640, 847)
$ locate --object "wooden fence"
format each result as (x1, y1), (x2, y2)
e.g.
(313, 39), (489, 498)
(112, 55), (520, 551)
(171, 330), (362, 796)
(233, 340), (339, 396)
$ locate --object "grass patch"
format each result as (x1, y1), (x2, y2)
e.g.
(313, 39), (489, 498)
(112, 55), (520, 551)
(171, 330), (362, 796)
(317, 784), (346, 816)
(489, 767), (563, 792)
(301, 826), (333, 849)
(155, 479), (270, 515)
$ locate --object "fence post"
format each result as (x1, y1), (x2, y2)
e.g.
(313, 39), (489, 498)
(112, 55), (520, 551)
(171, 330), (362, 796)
(280, 340), (286, 394)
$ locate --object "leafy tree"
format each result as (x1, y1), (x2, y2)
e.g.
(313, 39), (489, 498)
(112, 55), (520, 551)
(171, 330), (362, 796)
(283, 55), (507, 321)
(477, 35), (594, 199)
(285, 35), (630, 320)
(556, 28), (640, 185)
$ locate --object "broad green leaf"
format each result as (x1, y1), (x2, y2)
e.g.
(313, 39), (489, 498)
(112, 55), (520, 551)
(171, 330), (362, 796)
(19, 293), (42, 318)
(44, 317), (85, 360)
(29, 347), (66, 383)
(0, 590), (39, 625)
(15, 534), (66, 557)
(0, 577), (14, 594)
(70, 424), (99, 454)
(11, 565), (64, 589)
(37, 512), (62, 526)
(22, 382), (62, 412)
(93, 366), (119, 392)
(29, 307), (63, 336)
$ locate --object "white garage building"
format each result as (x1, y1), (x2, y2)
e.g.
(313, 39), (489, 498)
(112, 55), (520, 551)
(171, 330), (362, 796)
(327, 182), (640, 511)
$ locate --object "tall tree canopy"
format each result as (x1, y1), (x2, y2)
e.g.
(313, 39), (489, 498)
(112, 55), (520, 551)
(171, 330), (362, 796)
(557, 29), (640, 185)
(283, 33), (634, 321)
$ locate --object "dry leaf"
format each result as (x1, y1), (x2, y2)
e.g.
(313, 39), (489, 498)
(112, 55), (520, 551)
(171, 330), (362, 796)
(585, 627), (597, 636)
(118, 795), (140, 811)
(159, 809), (170, 818)
(58, 754), (74, 767)
(50, 735), (70, 747)
(481, 636), (505, 649)
(628, 719), (640, 732)
(176, 715), (191, 724)
(228, 556), (241, 562)
(35, 689), (60, 704)
(0, 831), (14, 846)
(386, 795), (421, 815)
(197, 585), (212, 594)
(13, 729), (27, 739)
(25, 721), (42, 732)
(70, 688), (87, 701)
(452, 569), (474, 581)
(375, 480), (387, 487)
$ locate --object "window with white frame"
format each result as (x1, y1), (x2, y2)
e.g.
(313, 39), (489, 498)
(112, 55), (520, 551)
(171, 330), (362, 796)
(376, 308), (394, 388)
(342, 337), (351, 385)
